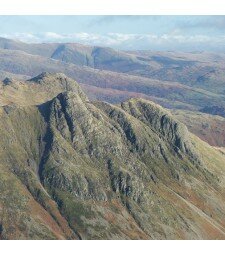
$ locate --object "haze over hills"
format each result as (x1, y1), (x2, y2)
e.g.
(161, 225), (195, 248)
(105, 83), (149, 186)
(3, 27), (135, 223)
(1, 73), (225, 239)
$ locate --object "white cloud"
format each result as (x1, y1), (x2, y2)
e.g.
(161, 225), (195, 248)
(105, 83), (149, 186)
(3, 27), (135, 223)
(43, 32), (65, 40)
(2, 32), (225, 51)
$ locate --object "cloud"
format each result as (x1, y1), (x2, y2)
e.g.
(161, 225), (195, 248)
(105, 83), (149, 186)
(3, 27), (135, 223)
(2, 32), (225, 51)
(1, 32), (40, 42)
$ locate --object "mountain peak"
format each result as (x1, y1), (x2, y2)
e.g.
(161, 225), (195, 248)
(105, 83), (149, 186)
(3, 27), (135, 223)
(29, 72), (89, 103)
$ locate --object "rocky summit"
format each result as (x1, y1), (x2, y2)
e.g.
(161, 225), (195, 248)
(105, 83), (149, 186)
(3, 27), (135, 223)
(0, 73), (225, 240)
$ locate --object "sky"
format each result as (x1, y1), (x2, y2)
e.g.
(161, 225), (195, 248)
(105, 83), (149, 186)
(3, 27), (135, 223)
(1, 16), (225, 51)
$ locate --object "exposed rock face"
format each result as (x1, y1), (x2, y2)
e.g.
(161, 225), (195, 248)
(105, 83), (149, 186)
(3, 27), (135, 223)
(1, 73), (225, 240)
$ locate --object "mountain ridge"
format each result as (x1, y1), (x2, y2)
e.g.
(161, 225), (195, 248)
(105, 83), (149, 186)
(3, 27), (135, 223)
(1, 73), (225, 239)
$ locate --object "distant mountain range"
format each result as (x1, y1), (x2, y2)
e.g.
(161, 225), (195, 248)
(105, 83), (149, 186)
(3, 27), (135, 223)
(0, 37), (225, 110)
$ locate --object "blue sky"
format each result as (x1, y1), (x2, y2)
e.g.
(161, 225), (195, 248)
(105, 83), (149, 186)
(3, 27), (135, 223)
(1, 16), (225, 51)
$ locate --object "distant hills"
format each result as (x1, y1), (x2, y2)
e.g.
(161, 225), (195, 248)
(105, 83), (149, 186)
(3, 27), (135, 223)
(0, 37), (225, 111)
